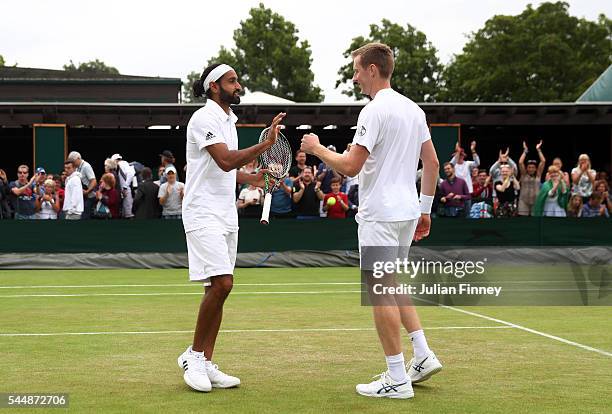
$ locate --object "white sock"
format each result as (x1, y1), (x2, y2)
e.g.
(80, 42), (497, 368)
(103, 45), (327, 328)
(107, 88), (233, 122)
(189, 346), (204, 358)
(385, 353), (407, 383)
(409, 329), (431, 359)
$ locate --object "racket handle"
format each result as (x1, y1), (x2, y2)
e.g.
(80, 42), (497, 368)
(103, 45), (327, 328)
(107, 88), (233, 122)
(260, 193), (272, 225)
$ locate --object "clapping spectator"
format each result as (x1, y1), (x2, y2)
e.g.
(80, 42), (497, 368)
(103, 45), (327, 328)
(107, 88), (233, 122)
(94, 173), (120, 219)
(489, 148), (518, 183)
(494, 165), (520, 217)
(439, 162), (471, 217)
(566, 194), (583, 218)
(133, 167), (161, 219)
(323, 177), (349, 219)
(471, 170), (493, 203)
(236, 183), (264, 218)
(289, 150), (311, 178)
(35, 179), (60, 220)
(534, 165), (569, 217)
(158, 166), (184, 219)
(580, 192), (609, 218)
(450, 140), (480, 193)
(270, 177), (294, 218)
(549, 157), (571, 187)
(594, 180), (612, 214)
(518, 140), (545, 216)
(292, 166), (323, 219)
(9, 165), (37, 220)
(62, 160), (84, 220)
(571, 154), (596, 202)
(67, 151), (97, 219)
(0, 168), (12, 219)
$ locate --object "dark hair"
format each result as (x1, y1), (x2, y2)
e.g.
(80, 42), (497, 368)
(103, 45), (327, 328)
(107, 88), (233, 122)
(141, 167), (153, 180)
(193, 63), (223, 99)
(64, 160), (75, 167)
(590, 191), (603, 201)
(443, 162), (453, 168)
(351, 43), (394, 79)
(295, 149), (306, 157)
(330, 177), (341, 184)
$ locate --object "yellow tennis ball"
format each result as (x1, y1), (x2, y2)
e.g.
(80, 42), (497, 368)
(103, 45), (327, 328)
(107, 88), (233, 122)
(327, 197), (336, 206)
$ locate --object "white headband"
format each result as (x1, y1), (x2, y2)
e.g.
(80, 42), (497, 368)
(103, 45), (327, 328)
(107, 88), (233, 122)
(203, 64), (234, 92)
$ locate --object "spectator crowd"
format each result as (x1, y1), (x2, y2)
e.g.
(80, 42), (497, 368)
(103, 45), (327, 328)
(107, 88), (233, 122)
(0, 141), (610, 221)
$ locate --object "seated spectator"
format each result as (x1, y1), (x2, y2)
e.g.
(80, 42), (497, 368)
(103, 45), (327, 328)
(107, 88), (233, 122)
(581, 192), (609, 218)
(439, 162), (471, 217)
(489, 148), (518, 183)
(566, 194), (583, 218)
(549, 157), (570, 187)
(471, 169), (493, 203)
(317, 145), (341, 194)
(518, 140), (545, 216)
(292, 166), (323, 219)
(133, 167), (161, 219)
(347, 183), (359, 218)
(62, 160), (84, 220)
(94, 173), (120, 219)
(534, 165), (569, 217)
(158, 166), (184, 219)
(159, 150), (176, 185)
(323, 177), (349, 219)
(494, 164), (520, 217)
(594, 180), (612, 214)
(450, 140), (479, 193)
(237, 183), (264, 218)
(571, 154), (596, 203)
(270, 177), (294, 218)
(0, 168), (12, 219)
(9, 165), (37, 220)
(35, 179), (60, 220)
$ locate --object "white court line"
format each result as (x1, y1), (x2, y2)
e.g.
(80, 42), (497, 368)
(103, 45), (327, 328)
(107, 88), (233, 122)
(0, 281), (591, 289)
(0, 326), (512, 337)
(438, 304), (612, 358)
(0, 290), (363, 298)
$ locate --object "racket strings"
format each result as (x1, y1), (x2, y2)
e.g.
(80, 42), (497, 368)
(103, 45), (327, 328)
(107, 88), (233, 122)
(259, 129), (292, 179)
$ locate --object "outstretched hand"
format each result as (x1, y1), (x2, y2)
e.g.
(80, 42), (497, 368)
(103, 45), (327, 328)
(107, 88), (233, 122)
(266, 112), (286, 146)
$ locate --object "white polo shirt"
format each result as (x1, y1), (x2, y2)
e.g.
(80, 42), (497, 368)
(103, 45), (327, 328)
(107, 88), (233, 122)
(182, 99), (239, 233)
(352, 88), (431, 222)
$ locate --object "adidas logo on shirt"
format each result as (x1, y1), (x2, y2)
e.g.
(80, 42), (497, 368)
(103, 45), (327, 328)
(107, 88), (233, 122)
(205, 131), (215, 141)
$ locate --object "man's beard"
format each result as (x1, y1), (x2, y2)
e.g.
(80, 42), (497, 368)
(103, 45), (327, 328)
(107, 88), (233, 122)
(220, 87), (240, 105)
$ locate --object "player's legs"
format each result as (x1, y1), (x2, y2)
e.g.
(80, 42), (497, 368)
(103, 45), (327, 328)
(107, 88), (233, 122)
(372, 305), (403, 356)
(193, 274), (233, 358)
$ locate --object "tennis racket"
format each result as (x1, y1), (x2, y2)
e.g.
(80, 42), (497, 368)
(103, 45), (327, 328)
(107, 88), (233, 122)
(258, 127), (292, 225)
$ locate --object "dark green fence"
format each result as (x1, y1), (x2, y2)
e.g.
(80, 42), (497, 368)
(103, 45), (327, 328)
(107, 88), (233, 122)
(0, 218), (610, 254)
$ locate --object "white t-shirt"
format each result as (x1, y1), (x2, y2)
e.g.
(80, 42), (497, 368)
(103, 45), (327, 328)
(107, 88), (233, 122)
(453, 161), (476, 193)
(238, 187), (264, 205)
(158, 181), (185, 216)
(351, 88), (431, 222)
(182, 100), (239, 233)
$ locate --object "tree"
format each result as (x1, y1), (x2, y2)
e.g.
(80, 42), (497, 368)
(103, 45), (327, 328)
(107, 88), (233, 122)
(0, 55), (5, 66)
(184, 47), (235, 103)
(336, 19), (443, 102)
(441, 2), (612, 102)
(63, 59), (120, 75)
(184, 3), (323, 103)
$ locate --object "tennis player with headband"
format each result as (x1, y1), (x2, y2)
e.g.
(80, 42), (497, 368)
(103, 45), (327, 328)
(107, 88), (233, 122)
(178, 63), (285, 392)
(301, 43), (442, 399)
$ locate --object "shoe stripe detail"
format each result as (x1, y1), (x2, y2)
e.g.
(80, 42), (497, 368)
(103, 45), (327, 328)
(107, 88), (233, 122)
(377, 382), (407, 394)
(412, 356), (429, 373)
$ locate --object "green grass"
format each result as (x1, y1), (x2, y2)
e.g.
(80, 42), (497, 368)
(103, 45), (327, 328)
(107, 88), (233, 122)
(0, 268), (610, 414)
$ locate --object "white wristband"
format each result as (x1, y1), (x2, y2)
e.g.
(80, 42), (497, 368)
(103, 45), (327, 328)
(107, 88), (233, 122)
(419, 194), (434, 214)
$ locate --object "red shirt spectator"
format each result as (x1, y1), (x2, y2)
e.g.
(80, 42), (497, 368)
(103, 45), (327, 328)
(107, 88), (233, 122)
(323, 179), (349, 219)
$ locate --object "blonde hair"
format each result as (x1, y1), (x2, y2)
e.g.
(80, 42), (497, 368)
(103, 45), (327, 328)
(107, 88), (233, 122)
(43, 179), (55, 190)
(351, 42), (394, 79)
(547, 165), (559, 174)
(576, 154), (591, 170)
(104, 158), (117, 171)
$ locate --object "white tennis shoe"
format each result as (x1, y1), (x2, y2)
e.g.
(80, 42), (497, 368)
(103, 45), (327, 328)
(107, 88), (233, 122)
(356, 371), (414, 399)
(205, 361), (241, 388)
(407, 351), (443, 383)
(178, 346), (212, 392)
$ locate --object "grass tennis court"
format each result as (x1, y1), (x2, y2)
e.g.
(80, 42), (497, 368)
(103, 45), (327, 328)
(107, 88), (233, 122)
(1, 267), (610, 413)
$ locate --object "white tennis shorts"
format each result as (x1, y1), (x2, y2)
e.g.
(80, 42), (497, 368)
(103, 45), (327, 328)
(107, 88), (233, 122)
(186, 228), (238, 286)
(357, 219), (419, 247)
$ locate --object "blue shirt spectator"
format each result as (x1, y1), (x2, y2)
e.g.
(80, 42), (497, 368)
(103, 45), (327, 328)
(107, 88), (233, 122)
(9, 165), (37, 219)
(270, 178), (293, 216)
(581, 192), (609, 218)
